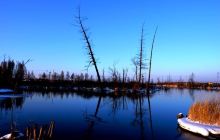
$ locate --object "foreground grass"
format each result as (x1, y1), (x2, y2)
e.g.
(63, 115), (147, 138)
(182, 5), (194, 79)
(188, 100), (220, 126)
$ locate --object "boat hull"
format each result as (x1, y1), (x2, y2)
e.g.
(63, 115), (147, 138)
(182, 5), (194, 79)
(0, 131), (24, 140)
(0, 89), (14, 93)
(178, 117), (220, 137)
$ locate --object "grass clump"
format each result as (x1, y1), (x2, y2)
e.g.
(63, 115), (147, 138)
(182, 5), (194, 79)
(188, 100), (220, 126)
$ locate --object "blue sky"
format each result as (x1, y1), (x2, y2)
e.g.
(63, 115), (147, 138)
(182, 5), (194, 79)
(0, 0), (220, 82)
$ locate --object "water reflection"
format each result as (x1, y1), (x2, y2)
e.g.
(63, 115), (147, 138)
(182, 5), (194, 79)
(110, 96), (128, 116)
(147, 92), (154, 140)
(176, 127), (207, 140)
(188, 89), (195, 101)
(131, 95), (145, 140)
(0, 97), (24, 110)
(0, 89), (219, 140)
(83, 96), (103, 139)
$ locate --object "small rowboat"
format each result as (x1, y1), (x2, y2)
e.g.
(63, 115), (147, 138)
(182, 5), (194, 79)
(177, 113), (220, 137)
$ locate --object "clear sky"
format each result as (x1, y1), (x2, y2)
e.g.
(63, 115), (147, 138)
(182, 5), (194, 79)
(0, 0), (220, 82)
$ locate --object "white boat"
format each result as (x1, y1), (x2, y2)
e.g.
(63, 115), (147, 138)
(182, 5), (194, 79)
(0, 94), (24, 99)
(103, 87), (114, 94)
(92, 87), (101, 93)
(0, 89), (14, 93)
(177, 113), (220, 137)
(0, 131), (24, 140)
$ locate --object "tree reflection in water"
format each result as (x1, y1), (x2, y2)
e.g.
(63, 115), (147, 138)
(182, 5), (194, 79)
(147, 91), (154, 140)
(110, 95), (128, 117)
(130, 92), (154, 140)
(81, 90), (155, 140)
(0, 97), (24, 111)
(83, 96), (103, 139)
(0, 91), (157, 139)
(131, 95), (145, 140)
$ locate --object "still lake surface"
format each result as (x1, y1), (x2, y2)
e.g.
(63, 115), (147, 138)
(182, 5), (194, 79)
(0, 89), (219, 140)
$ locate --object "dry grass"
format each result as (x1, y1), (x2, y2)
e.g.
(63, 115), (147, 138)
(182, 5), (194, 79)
(188, 100), (220, 126)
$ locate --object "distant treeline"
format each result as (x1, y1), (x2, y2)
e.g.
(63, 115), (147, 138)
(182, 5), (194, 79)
(1, 59), (219, 91)
(0, 59), (150, 91)
(0, 59), (26, 88)
(23, 70), (147, 91)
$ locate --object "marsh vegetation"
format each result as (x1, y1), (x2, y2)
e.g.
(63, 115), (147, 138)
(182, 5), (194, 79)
(188, 99), (220, 126)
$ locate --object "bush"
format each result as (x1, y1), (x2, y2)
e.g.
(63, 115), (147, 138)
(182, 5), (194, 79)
(188, 100), (220, 126)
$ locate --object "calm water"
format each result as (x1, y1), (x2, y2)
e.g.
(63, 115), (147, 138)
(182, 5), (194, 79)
(0, 89), (219, 140)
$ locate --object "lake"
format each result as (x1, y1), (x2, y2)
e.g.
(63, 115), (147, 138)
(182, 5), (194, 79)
(0, 89), (219, 140)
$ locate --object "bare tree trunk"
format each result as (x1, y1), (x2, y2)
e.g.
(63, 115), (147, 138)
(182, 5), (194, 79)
(139, 25), (144, 84)
(135, 65), (138, 82)
(76, 9), (102, 88)
(147, 27), (158, 91)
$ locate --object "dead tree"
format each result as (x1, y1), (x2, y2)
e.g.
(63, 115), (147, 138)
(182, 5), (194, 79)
(76, 10), (103, 137)
(76, 9), (102, 87)
(138, 24), (145, 84)
(131, 57), (138, 82)
(122, 68), (128, 84)
(188, 73), (195, 88)
(109, 63), (119, 89)
(122, 68), (128, 89)
(147, 27), (158, 90)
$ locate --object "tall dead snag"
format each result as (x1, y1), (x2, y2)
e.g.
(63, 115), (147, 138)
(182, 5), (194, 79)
(76, 11), (103, 138)
(147, 27), (158, 91)
(76, 9), (102, 87)
(138, 24), (145, 84)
